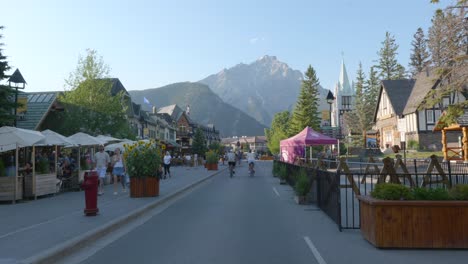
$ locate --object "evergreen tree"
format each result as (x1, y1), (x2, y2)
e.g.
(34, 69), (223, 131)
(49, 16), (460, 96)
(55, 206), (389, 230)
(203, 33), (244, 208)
(344, 63), (375, 147)
(366, 66), (380, 115)
(409, 28), (430, 77)
(375, 32), (407, 80)
(191, 128), (206, 155)
(57, 49), (131, 137)
(423, 5), (467, 122)
(0, 26), (17, 126)
(428, 12), (446, 67)
(288, 65), (321, 136)
(265, 111), (290, 154)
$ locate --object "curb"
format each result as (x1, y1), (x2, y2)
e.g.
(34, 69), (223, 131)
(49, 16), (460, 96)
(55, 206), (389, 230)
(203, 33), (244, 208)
(22, 167), (227, 264)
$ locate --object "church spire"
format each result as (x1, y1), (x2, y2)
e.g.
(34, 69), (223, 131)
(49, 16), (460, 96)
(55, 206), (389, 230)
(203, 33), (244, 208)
(339, 59), (353, 96)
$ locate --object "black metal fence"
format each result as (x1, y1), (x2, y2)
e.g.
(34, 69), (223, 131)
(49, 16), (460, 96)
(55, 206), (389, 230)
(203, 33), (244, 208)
(274, 159), (468, 231)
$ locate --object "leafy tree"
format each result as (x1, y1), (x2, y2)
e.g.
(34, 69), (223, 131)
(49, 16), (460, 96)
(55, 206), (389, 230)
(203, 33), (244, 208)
(0, 26), (18, 126)
(375, 32), (407, 80)
(64, 49), (111, 90)
(191, 128), (206, 155)
(288, 65), (321, 136)
(409, 27), (430, 77)
(57, 49), (131, 137)
(265, 110), (290, 154)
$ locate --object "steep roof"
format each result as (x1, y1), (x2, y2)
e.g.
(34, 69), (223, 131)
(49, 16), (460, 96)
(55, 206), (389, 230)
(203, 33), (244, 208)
(403, 68), (441, 115)
(374, 79), (415, 121)
(158, 104), (185, 122)
(16, 91), (59, 130)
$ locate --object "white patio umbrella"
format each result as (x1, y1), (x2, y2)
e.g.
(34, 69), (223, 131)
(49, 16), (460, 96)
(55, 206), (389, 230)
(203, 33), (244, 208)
(0, 126), (45, 152)
(95, 135), (121, 145)
(67, 132), (103, 146)
(38, 129), (74, 146)
(104, 141), (135, 153)
(0, 126), (45, 203)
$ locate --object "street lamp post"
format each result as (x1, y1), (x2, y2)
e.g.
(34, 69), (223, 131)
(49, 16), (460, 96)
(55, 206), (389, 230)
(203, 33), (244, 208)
(326, 90), (335, 127)
(8, 69), (27, 127)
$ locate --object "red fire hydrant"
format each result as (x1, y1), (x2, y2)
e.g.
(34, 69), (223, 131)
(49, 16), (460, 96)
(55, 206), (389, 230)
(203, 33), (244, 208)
(82, 171), (99, 216)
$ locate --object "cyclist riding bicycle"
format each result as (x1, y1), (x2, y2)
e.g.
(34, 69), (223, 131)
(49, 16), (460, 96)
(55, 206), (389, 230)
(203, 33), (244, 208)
(246, 150), (255, 175)
(227, 149), (236, 176)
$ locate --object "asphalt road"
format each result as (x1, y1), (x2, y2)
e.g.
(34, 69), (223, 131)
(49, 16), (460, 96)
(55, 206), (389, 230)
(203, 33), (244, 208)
(74, 161), (468, 264)
(80, 162), (322, 264)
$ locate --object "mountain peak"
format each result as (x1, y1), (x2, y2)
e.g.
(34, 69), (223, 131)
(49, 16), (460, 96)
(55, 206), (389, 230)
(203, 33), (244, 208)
(257, 55), (277, 62)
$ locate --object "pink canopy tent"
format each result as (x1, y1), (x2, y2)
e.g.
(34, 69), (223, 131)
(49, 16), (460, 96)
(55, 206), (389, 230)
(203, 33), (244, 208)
(280, 126), (338, 163)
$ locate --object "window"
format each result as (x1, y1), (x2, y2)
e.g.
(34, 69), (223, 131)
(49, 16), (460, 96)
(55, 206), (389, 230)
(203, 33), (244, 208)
(426, 110), (434, 124)
(385, 130), (392, 145)
(442, 97), (450, 108)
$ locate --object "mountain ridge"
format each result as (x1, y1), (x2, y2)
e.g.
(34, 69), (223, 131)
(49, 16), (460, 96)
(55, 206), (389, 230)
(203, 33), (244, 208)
(199, 55), (329, 126)
(128, 82), (267, 137)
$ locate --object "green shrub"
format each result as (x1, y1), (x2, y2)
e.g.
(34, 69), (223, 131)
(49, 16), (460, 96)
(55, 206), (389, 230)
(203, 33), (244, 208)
(272, 161), (279, 177)
(412, 187), (450, 200)
(449, 184), (468, 200)
(370, 183), (413, 200)
(37, 159), (49, 174)
(407, 139), (419, 150)
(278, 164), (287, 180)
(294, 169), (310, 196)
(205, 150), (218, 164)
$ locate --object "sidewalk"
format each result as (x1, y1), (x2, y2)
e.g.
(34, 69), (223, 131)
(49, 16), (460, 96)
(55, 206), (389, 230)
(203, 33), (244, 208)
(0, 165), (225, 264)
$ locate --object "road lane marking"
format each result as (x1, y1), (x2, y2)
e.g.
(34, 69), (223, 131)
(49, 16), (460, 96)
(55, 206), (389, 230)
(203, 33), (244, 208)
(272, 187), (280, 197)
(304, 236), (327, 264)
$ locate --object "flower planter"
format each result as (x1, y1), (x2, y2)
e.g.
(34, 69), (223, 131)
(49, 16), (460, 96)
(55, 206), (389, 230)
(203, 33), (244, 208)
(130, 177), (160, 198)
(294, 195), (308, 204)
(24, 173), (57, 197)
(0, 176), (23, 201)
(206, 163), (218, 171)
(358, 195), (468, 248)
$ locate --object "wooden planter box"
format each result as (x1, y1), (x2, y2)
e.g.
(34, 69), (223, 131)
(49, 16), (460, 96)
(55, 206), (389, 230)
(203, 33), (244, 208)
(24, 173), (57, 197)
(0, 176), (23, 201)
(206, 163), (218, 170)
(358, 195), (468, 248)
(294, 195), (308, 204)
(130, 177), (160, 198)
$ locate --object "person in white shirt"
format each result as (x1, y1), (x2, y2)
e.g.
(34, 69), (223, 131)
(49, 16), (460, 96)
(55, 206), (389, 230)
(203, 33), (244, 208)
(163, 151), (172, 179)
(246, 150), (255, 173)
(94, 145), (110, 195)
(227, 149), (236, 175)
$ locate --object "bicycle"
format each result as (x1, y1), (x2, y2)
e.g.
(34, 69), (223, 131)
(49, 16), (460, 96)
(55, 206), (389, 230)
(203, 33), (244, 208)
(228, 161), (235, 178)
(248, 161), (255, 177)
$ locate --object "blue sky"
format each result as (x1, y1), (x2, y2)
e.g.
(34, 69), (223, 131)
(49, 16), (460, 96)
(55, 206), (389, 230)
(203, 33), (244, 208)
(1, 0), (449, 93)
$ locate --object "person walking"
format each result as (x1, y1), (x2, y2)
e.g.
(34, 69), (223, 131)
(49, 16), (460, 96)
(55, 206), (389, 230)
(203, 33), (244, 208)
(111, 148), (126, 194)
(194, 153), (198, 166)
(94, 145), (110, 195)
(163, 151), (172, 179)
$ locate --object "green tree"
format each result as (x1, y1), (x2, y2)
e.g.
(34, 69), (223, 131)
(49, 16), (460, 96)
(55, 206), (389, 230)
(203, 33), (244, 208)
(191, 128), (206, 155)
(409, 27), (430, 77)
(424, 4), (467, 124)
(57, 49), (131, 137)
(375, 32), (407, 80)
(64, 49), (111, 90)
(0, 26), (18, 126)
(288, 65), (321, 136)
(265, 110), (290, 154)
